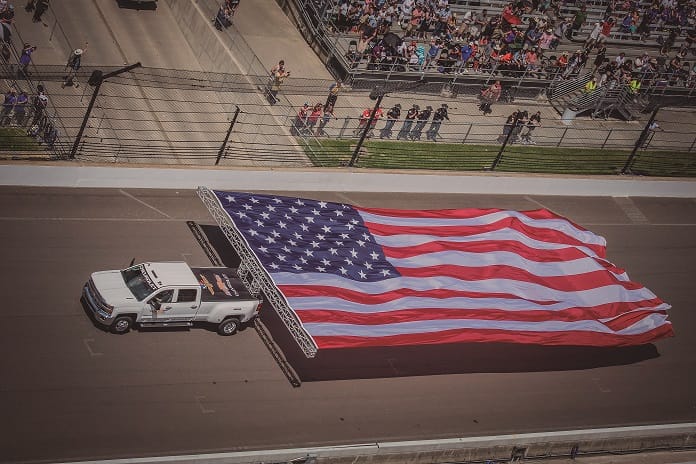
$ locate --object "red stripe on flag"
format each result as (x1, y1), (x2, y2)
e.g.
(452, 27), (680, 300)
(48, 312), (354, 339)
(312, 325), (675, 349)
(357, 206), (560, 221)
(295, 307), (668, 325)
(396, 265), (641, 292)
(364, 218), (606, 258)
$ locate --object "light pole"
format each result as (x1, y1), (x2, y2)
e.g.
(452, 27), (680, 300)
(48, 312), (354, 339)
(348, 87), (384, 167)
(70, 62), (142, 159)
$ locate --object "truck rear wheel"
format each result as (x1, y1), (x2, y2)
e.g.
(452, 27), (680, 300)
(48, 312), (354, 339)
(111, 316), (133, 334)
(217, 318), (240, 336)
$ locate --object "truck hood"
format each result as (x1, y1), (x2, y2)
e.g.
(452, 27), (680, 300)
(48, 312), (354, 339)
(91, 270), (138, 304)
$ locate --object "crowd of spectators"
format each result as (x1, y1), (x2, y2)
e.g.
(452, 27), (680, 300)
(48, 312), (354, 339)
(326, 0), (696, 90)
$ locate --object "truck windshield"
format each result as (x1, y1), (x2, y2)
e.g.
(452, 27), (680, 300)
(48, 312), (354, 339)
(121, 266), (156, 301)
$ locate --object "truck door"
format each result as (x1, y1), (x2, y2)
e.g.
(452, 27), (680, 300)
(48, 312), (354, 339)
(142, 289), (176, 323)
(152, 288), (200, 322)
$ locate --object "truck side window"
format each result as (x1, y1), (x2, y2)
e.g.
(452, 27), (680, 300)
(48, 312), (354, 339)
(177, 289), (198, 302)
(152, 290), (174, 304)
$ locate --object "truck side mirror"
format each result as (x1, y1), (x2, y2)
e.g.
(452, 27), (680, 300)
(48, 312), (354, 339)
(149, 299), (161, 311)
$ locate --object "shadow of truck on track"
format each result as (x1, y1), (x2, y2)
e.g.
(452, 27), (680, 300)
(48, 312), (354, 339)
(195, 223), (661, 382)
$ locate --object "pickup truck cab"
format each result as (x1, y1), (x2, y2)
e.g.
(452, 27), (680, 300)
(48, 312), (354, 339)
(82, 262), (262, 335)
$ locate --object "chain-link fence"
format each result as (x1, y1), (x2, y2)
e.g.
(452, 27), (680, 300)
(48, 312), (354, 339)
(2, 65), (695, 175)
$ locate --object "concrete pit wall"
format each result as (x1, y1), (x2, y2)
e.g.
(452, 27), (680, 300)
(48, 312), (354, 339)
(162, 424), (695, 464)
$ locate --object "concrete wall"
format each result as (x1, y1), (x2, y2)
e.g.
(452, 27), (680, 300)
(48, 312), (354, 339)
(51, 422), (692, 464)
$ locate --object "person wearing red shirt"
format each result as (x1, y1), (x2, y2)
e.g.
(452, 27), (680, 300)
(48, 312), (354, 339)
(598, 17), (615, 43)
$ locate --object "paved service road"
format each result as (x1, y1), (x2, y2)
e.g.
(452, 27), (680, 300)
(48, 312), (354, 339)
(1, 187), (695, 463)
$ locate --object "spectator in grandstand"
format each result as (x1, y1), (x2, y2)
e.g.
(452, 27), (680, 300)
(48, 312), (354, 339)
(426, 103), (449, 142)
(433, 4), (451, 37)
(525, 48), (541, 76)
(416, 4), (432, 39)
(619, 11), (637, 36)
(593, 44), (607, 72)
(357, 27), (376, 56)
(584, 22), (602, 50)
(567, 5), (587, 39)
(562, 49), (587, 78)
(424, 38), (443, 69)
(436, 45), (457, 73)
(407, 3), (424, 36)
(409, 105), (432, 141)
(380, 103), (401, 139)
(398, 0), (414, 28)
(555, 51), (569, 73)
(584, 76), (598, 93)
(597, 17), (615, 44)
(397, 104), (418, 140)
(538, 28), (555, 51)
(315, 104), (335, 137)
(456, 41), (475, 73)
(615, 52), (627, 67)
(470, 9), (488, 38)
(629, 73), (642, 95)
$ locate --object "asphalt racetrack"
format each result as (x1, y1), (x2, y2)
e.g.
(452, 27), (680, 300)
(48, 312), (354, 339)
(1, 187), (695, 463)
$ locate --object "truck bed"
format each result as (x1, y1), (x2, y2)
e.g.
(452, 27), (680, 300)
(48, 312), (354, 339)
(190, 267), (256, 302)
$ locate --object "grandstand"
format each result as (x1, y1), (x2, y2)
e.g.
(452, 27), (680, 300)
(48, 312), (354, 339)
(279, 0), (696, 119)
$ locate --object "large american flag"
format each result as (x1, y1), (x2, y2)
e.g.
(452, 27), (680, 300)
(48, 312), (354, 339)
(213, 190), (673, 350)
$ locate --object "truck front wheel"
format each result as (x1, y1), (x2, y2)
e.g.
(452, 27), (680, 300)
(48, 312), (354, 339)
(111, 316), (133, 334)
(217, 318), (240, 336)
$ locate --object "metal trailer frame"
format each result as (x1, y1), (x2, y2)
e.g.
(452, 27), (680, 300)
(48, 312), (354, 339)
(197, 186), (319, 358)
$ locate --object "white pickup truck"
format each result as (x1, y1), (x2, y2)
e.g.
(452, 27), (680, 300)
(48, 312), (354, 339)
(82, 262), (262, 335)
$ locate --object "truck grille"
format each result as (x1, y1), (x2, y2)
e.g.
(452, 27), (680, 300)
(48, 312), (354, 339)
(86, 278), (111, 314)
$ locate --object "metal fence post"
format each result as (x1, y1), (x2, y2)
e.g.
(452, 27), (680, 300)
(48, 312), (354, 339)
(622, 106), (660, 174)
(601, 130), (612, 149)
(339, 117), (350, 139)
(491, 113), (520, 171)
(461, 123), (473, 144)
(689, 135), (696, 153)
(556, 127), (568, 147)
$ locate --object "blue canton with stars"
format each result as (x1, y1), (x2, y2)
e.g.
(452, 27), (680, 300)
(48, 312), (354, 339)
(214, 191), (399, 282)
